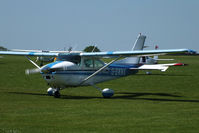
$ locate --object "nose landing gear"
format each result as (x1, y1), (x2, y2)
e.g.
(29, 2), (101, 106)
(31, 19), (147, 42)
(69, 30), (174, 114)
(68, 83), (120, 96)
(47, 87), (60, 98)
(54, 90), (60, 98)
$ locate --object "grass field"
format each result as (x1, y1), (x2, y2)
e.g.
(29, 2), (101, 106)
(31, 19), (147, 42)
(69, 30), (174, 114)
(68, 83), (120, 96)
(0, 55), (199, 133)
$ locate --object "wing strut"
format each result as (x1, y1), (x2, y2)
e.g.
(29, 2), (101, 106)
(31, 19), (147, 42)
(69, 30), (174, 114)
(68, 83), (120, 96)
(79, 56), (121, 85)
(25, 56), (41, 69)
(25, 56), (42, 75)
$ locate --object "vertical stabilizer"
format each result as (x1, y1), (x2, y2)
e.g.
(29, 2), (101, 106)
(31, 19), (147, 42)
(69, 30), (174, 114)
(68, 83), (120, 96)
(114, 34), (146, 65)
(132, 33), (146, 50)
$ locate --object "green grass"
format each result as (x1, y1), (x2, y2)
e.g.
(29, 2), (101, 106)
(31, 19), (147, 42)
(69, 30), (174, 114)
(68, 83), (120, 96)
(0, 55), (199, 133)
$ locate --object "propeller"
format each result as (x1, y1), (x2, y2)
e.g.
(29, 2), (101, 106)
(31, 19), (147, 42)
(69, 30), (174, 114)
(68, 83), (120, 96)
(25, 68), (40, 75)
(25, 56), (74, 75)
(25, 56), (42, 75)
(25, 63), (57, 75)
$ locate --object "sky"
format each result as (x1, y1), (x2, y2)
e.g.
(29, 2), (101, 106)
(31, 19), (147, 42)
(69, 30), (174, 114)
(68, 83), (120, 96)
(0, 0), (199, 52)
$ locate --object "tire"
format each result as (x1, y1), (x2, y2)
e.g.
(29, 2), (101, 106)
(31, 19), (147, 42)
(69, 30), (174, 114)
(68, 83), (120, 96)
(54, 91), (60, 98)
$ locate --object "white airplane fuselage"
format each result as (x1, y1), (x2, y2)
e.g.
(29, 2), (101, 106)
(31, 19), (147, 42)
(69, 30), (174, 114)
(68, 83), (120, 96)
(41, 61), (138, 88)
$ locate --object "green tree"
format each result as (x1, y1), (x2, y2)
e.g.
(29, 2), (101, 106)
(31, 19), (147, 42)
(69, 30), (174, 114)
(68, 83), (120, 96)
(0, 46), (8, 51)
(83, 45), (101, 52)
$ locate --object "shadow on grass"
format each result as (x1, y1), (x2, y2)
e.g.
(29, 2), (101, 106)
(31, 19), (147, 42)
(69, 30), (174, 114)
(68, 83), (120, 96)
(8, 91), (199, 103)
(8, 92), (49, 96)
(136, 73), (192, 77)
(116, 92), (182, 97)
(112, 92), (199, 103)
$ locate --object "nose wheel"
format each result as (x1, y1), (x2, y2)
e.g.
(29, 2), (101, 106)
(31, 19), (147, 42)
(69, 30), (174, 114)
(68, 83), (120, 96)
(47, 87), (60, 98)
(54, 90), (60, 98)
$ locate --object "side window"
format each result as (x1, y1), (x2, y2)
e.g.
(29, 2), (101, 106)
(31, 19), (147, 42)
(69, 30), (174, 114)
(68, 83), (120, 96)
(94, 59), (104, 68)
(84, 59), (94, 68)
(83, 58), (104, 69)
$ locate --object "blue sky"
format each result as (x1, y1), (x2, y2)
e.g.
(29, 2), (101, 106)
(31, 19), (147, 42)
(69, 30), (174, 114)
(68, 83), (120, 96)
(0, 0), (198, 51)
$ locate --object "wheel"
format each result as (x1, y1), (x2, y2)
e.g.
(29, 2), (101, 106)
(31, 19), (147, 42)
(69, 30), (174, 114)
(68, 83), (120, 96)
(54, 91), (60, 98)
(102, 88), (114, 98)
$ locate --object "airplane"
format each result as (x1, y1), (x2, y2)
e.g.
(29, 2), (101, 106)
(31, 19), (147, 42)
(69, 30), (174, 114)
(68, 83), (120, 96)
(0, 34), (194, 98)
(116, 34), (184, 66)
(140, 45), (174, 64)
(138, 45), (186, 74)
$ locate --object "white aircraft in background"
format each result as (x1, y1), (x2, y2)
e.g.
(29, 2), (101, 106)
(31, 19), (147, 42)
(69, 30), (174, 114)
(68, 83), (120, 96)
(137, 45), (186, 74)
(0, 34), (193, 98)
(140, 45), (174, 64)
(115, 34), (185, 68)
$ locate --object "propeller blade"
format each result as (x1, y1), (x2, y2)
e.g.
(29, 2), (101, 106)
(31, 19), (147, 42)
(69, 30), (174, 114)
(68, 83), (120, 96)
(25, 68), (40, 75)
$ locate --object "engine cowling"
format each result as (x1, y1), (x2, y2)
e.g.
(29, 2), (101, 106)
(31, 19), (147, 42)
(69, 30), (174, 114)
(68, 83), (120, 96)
(41, 61), (77, 73)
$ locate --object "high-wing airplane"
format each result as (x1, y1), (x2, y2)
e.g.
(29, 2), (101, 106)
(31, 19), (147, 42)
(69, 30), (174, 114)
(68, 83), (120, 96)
(137, 45), (186, 75)
(0, 35), (194, 98)
(115, 34), (184, 67)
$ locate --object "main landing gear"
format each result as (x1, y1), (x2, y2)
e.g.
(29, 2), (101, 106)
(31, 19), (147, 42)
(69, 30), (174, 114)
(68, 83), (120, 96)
(91, 84), (114, 98)
(47, 85), (115, 98)
(47, 87), (60, 98)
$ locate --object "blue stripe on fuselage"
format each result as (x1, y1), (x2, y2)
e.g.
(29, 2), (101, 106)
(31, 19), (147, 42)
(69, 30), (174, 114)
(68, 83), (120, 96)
(42, 61), (64, 70)
(48, 61), (63, 68)
(48, 65), (138, 76)
(109, 63), (138, 69)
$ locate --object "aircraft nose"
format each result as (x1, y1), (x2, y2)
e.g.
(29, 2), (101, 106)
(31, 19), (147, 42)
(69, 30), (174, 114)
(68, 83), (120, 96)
(41, 65), (51, 73)
(40, 61), (75, 73)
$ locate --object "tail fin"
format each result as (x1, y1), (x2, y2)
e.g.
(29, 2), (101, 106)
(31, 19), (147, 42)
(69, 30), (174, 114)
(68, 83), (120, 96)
(114, 34), (146, 65)
(153, 45), (159, 60)
(132, 33), (146, 50)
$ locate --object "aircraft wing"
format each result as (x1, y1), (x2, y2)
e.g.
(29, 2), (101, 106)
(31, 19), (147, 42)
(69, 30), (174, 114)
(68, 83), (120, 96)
(11, 49), (82, 53)
(0, 49), (194, 57)
(0, 51), (59, 57)
(80, 49), (192, 57)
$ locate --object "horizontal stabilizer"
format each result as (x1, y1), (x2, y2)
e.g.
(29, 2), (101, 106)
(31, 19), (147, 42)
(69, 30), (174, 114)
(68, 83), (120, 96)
(155, 59), (174, 61)
(131, 64), (168, 72)
(131, 63), (184, 72)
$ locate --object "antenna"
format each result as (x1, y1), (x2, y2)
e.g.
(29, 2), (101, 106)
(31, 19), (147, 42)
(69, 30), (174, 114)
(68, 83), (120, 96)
(92, 45), (97, 52)
(68, 46), (72, 53)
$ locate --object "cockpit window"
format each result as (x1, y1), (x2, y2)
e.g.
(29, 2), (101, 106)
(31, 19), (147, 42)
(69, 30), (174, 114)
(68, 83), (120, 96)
(57, 54), (81, 65)
(94, 59), (104, 68)
(84, 59), (94, 68)
(83, 58), (104, 69)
